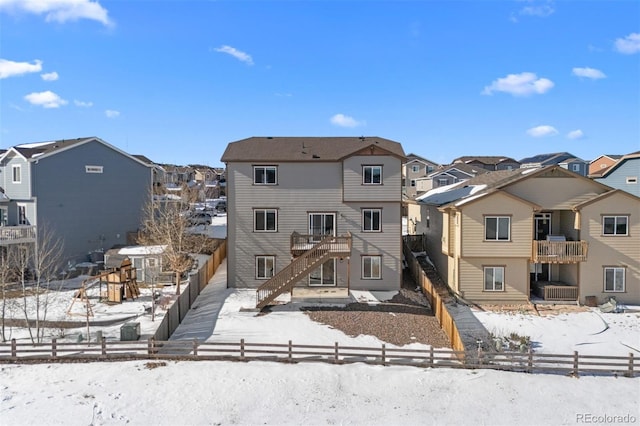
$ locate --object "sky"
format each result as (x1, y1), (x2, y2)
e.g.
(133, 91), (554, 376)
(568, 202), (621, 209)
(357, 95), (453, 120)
(0, 0), (638, 167)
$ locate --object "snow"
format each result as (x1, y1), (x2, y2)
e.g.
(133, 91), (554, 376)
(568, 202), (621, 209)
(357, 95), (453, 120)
(2, 235), (639, 424)
(117, 245), (167, 255)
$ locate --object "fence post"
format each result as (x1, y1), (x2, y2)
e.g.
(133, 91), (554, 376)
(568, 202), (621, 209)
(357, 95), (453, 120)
(627, 353), (634, 378)
(573, 351), (579, 377)
(381, 344), (386, 366)
(288, 340), (292, 362)
(11, 339), (16, 358)
(52, 338), (57, 359)
(147, 338), (155, 357)
(101, 337), (107, 356)
(429, 346), (434, 367)
(193, 339), (198, 358)
(334, 342), (339, 363)
(527, 348), (533, 373)
(240, 338), (245, 360)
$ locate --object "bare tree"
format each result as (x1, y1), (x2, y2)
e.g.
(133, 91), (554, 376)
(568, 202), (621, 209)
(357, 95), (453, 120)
(0, 246), (19, 342)
(137, 194), (210, 295)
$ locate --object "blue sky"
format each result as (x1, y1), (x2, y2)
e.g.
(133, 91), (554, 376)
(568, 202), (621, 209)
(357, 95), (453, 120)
(1, 0), (638, 167)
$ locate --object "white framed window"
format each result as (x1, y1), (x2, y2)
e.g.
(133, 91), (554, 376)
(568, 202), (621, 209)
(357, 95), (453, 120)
(85, 165), (104, 173)
(626, 177), (637, 184)
(604, 267), (625, 292)
(572, 164), (580, 172)
(362, 209), (381, 232)
(17, 204), (27, 225)
(363, 165), (382, 185)
(485, 216), (510, 241)
(253, 166), (277, 185)
(362, 255), (381, 279)
(437, 178), (448, 186)
(12, 165), (21, 183)
(256, 256), (275, 279)
(410, 179), (416, 187)
(254, 209), (277, 232)
(484, 266), (504, 291)
(411, 165), (420, 173)
(602, 216), (628, 236)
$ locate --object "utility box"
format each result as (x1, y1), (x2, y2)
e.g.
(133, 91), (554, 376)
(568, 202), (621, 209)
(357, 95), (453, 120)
(120, 322), (140, 341)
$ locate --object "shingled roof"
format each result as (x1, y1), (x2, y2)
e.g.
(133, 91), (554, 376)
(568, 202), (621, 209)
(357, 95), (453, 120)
(12, 137), (91, 159)
(221, 136), (405, 162)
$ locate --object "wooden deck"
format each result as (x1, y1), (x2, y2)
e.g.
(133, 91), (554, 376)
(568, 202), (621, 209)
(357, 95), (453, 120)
(532, 240), (588, 263)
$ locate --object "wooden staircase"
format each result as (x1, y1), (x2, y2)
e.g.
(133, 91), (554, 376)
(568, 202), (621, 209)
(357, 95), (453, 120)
(256, 233), (351, 309)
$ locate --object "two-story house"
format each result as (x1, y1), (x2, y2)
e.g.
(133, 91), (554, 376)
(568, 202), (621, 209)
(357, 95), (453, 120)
(520, 152), (588, 176)
(0, 137), (153, 267)
(411, 166), (639, 306)
(221, 136), (406, 308)
(402, 153), (439, 199)
(452, 156), (521, 171)
(593, 151), (639, 197)
(589, 154), (623, 177)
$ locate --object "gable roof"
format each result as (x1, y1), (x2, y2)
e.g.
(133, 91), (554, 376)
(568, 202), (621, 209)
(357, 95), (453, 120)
(590, 154), (623, 164)
(595, 151), (640, 178)
(428, 163), (488, 178)
(405, 153), (438, 166)
(452, 155), (520, 165)
(519, 152), (584, 166)
(0, 137), (151, 168)
(221, 136), (405, 162)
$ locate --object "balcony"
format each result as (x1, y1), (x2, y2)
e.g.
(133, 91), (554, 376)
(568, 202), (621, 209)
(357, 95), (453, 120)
(532, 239), (588, 263)
(0, 226), (37, 245)
(290, 232), (352, 257)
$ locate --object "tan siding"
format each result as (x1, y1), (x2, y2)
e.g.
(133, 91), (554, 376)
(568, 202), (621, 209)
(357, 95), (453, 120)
(459, 257), (529, 302)
(507, 175), (607, 208)
(441, 211), (450, 255)
(343, 155), (402, 202)
(449, 212), (457, 255)
(579, 192), (640, 304)
(460, 192), (533, 258)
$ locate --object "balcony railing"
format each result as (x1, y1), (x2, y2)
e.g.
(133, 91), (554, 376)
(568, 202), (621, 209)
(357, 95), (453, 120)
(532, 240), (588, 263)
(544, 285), (579, 302)
(0, 226), (37, 245)
(290, 232), (352, 257)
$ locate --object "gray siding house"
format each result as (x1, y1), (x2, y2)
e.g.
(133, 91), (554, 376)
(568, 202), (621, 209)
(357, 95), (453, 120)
(593, 151), (640, 197)
(221, 136), (406, 308)
(0, 137), (153, 267)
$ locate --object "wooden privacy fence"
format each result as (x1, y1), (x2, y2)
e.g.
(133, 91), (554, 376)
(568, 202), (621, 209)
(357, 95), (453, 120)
(402, 240), (465, 352)
(0, 338), (636, 378)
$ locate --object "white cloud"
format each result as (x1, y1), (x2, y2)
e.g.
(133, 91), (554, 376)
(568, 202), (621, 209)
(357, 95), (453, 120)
(105, 109), (120, 118)
(482, 72), (554, 96)
(566, 129), (584, 140)
(0, 59), (42, 79)
(526, 125), (558, 137)
(0, 0), (113, 26)
(572, 67), (606, 80)
(41, 71), (59, 81)
(614, 33), (640, 55)
(74, 99), (93, 107)
(213, 45), (254, 65)
(520, 4), (555, 18)
(330, 114), (365, 128)
(24, 90), (67, 108)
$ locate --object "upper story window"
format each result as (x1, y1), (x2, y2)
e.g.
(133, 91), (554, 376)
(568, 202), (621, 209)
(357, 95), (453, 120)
(254, 166), (277, 185)
(485, 216), (510, 241)
(254, 209), (278, 232)
(12, 165), (21, 183)
(603, 216), (628, 236)
(604, 267), (625, 292)
(363, 165), (382, 185)
(362, 208), (381, 232)
(572, 164), (580, 172)
(411, 165), (420, 173)
(410, 180), (416, 187)
(437, 178), (448, 187)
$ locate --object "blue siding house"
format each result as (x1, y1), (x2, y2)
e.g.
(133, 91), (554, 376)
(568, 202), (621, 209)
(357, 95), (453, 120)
(0, 137), (153, 267)
(593, 151), (640, 197)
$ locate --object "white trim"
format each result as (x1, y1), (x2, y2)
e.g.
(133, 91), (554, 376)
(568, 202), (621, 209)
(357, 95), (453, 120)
(254, 209), (278, 232)
(12, 165), (21, 183)
(483, 266), (505, 291)
(604, 267), (625, 292)
(362, 255), (382, 279)
(255, 256), (275, 280)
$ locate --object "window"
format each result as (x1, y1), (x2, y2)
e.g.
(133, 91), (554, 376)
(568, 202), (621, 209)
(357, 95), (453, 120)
(572, 164), (580, 172)
(362, 209), (381, 232)
(17, 204), (27, 225)
(253, 166), (277, 185)
(410, 179), (416, 187)
(484, 266), (504, 291)
(411, 165), (420, 173)
(427, 166), (434, 172)
(363, 165), (382, 185)
(85, 165), (103, 173)
(603, 216), (628, 236)
(485, 216), (510, 241)
(437, 178), (448, 187)
(12, 165), (21, 183)
(256, 256), (275, 279)
(362, 256), (381, 279)
(627, 177), (637, 184)
(254, 209), (277, 232)
(604, 267), (625, 292)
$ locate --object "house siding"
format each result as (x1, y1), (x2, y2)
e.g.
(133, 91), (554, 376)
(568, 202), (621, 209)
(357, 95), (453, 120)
(595, 159), (640, 197)
(459, 257), (529, 302)
(2, 156), (31, 200)
(343, 155), (402, 202)
(507, 173), (606, 208)
(578, 192), (640, 305)
(226, 161), (402, 291)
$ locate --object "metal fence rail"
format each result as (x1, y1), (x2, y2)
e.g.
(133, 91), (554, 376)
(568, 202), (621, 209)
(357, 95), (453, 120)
(0, 338), (636, 377)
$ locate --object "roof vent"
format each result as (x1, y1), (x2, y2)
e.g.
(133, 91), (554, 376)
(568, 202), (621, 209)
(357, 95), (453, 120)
(312, 154), (320, 159)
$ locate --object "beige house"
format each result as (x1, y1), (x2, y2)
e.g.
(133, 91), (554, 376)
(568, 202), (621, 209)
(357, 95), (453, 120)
(409, 166), (639, 305)
(221, 137), (406, 308)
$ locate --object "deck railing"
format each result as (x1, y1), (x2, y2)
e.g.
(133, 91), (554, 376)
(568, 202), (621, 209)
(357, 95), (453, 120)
(0, 226), (37, 244)
(532, 240), (588, 263)
(544, 285), (579, 302)
(257, 233), (352, 309)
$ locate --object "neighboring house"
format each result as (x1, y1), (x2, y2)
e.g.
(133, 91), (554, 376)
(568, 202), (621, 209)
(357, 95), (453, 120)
(589, 154), (622, 177)
(417, 163), (487, 192)
(452, 156), (520, 171)
(520, 152), (588, 176)
(0, 137), (153, 267)
(133, 154), (165, 193)
(221, 136), (406, 308)
(105, 245), (167, 283)
(402, 153), (439, 199)
(410, 166), (639, 306)
(593, 151), (640, 197)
